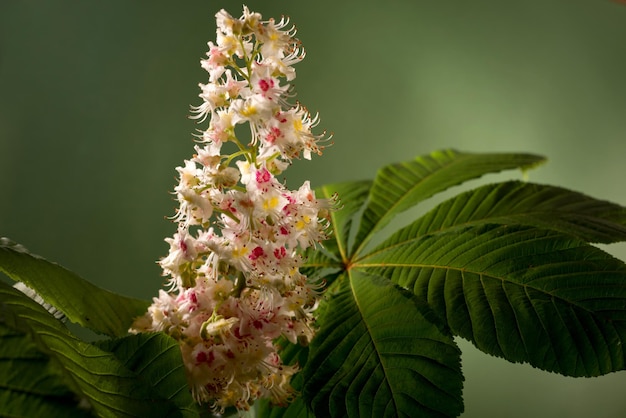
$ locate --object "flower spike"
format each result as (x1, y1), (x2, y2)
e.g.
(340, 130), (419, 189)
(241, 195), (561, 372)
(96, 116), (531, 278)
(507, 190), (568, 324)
(131, 7), (333, 413)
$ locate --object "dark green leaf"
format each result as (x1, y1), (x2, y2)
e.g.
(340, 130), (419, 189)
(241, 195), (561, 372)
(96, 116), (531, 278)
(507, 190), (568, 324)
(96, 333), (198, 417)
(300, 246), (343, 290)
(360, 224), (626, 376)
(0, 237), (149, 337)
(397, 180), (626, 244)
(301, 245), (341, 273)
(302, 271), (463, 418)
(352, 150), (545, 257)
(0, 280), (182, 417)
(0, 322), (92, 418)
(257, 396), (312, 418)
(317, 180), (372, 259)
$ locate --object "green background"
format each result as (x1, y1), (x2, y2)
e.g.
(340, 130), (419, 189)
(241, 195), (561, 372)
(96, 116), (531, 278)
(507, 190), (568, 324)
(1, 1), (626, 416)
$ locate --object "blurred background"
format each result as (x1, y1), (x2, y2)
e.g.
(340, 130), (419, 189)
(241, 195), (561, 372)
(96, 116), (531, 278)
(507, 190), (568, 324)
(1, 0), (626, 416)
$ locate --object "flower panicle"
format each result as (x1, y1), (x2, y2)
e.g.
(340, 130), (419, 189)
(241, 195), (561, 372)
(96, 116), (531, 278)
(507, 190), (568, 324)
(130, 6), (334, 414)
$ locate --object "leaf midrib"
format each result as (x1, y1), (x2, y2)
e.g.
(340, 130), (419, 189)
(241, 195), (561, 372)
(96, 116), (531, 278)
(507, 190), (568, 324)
(348, 270), (461, 416)
(351, 262), (622, 318)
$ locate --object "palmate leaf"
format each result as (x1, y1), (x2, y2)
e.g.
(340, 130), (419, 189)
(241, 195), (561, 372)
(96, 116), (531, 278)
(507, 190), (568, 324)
(0, 237), (148, 337)
(351, 149), (545, 258)
(301, 271), (463, 418)
(292, 150), (626, 416)
(0, 280), (186, 417)
(359, 224), (626, 377)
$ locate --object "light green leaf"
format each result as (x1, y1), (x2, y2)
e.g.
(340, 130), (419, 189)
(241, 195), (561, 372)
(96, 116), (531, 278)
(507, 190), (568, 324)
(395, 180), (626, 244)
(0, 237), (149, 337)
(302, 271), (463, 418)
(0, 280), (182, 417)
(359, 224), (626, 376)
(352, 150), (545, 257)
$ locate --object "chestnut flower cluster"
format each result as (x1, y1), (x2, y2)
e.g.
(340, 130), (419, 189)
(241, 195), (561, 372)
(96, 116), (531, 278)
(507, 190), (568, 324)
(130, 7), (334, 413)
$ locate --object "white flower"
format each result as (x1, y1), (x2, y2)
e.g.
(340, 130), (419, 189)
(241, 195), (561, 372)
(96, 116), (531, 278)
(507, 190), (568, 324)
(131, 6), (335, 413)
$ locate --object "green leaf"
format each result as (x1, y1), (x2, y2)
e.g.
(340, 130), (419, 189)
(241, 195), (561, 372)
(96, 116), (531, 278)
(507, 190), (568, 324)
(0, 323), (92, 417)
(0, 280), (183, 417)
(397, 180), (626, 244)
(301, 245), (341, 276)
(317, 180), (372, 260)
(359, 224), (626, 376)
(96, 333), (198, 417)
(352, 150), (545, 258)
(257, 396), (312, 418)
(302, 271), (464, 418)
(0, 237), (149, 337)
